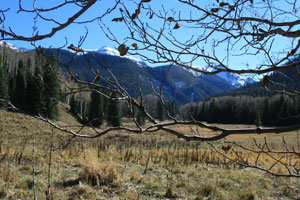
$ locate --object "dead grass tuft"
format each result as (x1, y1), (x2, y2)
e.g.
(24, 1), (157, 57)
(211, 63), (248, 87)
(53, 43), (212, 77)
(79, 150), (122, 187)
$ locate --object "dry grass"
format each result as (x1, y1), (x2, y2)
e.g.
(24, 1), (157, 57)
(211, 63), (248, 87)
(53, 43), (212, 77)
(1, 108), (300, 199)
(79, 150), (122, 187)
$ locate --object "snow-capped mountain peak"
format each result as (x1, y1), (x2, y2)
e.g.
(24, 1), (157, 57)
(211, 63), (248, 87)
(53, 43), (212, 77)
(188, 65), (214, 76)
(187, 64), (256, 87)
(85, 46), (147, 67)
(85, 46), (120, 56)
(0, 41), (28, 52)
(217, 71), (255, 87)
(0, 41), (17, 50)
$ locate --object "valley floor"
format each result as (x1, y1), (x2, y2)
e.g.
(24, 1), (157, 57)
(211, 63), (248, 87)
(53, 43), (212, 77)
(0, 108), (300, 199)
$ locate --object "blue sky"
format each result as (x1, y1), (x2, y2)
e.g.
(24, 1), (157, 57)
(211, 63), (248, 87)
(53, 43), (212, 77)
(1, 1), (125, 49)
(0, 0), (297, 71)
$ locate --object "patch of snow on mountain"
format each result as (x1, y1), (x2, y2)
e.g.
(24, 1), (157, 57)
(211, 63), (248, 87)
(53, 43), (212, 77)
(186, 64), (256, 87)
(217, 72), (255, 87)
(187, 65), (214, 76)
(0, 41), (30, 52)
(85, 46), (147, 67)
(96, 46), (120, 56)
(175, 81), (184, 88)
(0, 41), (22, 51)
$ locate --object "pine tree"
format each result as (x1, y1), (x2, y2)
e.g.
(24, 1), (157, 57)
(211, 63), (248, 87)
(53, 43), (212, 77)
(279, 97), (292, 126)
(26, 58), (32, 71)
(156, 100), (167, 121)
(255, 109), (262, 126)
(81, 101), (89, 121)
(0, 56), (9, 107)
(269, 96), (284, 126)
(26, 67), (45, 115)
(197, 102), (206, 121)
(14, 60), (27, 109)
(42, 52), (60, 119)
(207, 99), (218, 123)
(70, 94), (80, 116)
(8, 76), (16, 103)
(107, 93), (122, 127)
(168, 101), (177, 117)
(262, 97), (271, 125)
(88, 89), (104, 127)
(136, 110), (145, 126)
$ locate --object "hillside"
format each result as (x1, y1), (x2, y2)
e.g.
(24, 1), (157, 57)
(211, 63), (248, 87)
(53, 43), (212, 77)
(0, 42), (247, 105)
(179, 56), (300, 126)
(0, 107), (299, 199)
(49, 49), (235, 104)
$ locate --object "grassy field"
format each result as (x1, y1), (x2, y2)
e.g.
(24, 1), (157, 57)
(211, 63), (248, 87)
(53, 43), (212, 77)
(0, 104), (300, 199)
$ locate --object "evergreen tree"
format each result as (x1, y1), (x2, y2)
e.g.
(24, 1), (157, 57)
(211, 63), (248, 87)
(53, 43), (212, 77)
(26, 67), (45, 115)
(255, 109), (262, 126)
(8, 76), (16, 103)
(136, 110), (145, 126)
(269, 96), (284, 126)
(198, 102), (206, 121)
(207, 99), (217, 123)
(223, 101), (235, 124)
(262, 97), (271, 125)
(70, 95), (80, 116)
(88, 89), (104, 126)
(42, 52), (60, 119)
(81, 101), (89, 120)
(14, 60), (27, 109)
(168, 101), (177, 117)
(279, 97), (292, 126)
(156, 100), (167, 121)
(107, 93), (122, 127)
(26, 58), (32, 71)
(0, 56), (9, 107)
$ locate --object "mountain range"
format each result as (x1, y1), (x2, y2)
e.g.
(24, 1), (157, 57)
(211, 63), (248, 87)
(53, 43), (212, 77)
(80, 46), (255, 88)
(55, 47), (239, 104)
(0, 42), (257, 104)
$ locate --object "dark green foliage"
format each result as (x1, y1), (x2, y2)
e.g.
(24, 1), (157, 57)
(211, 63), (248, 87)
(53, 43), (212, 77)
(8, 76), (16, 104)
(42, 52), (60, 119)
(107, 93), (122, 127)
(26, 67), (45, 115)
(81, 100), (89, 120)
(0, 56), (9, 107)
(255, 109), (262, 126)
(69, 94), (89, 123)
(136, 110), (145, 126)
(48, 48), (234, 105)
(14, 60), (27, 109)
(88, 89), (104, 127)
(206, 99), (219, 123)
(0, 48), (60, 118)
(167, 101), (178, 117)
(0, 48), (60, 119)
(70, 95), (80, 116)
(183, 95), (300, 126)
(27, 58), (31, 69)
(195, 102), (203, 121)
(156, 100), (167, 121)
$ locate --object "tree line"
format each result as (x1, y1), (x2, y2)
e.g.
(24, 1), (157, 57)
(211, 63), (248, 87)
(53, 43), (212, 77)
(0, 46), (180, 127)
(69, 93), (179, 127)
(69, 89), (123, 127)
(2, 47), (299, 127)
(180, 95), (300, 126)
(0, 49), (60, 119)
